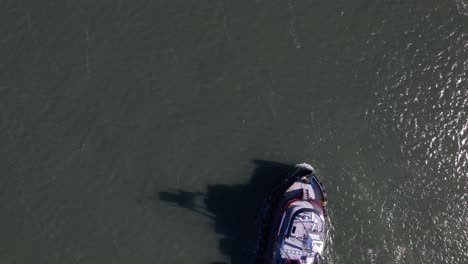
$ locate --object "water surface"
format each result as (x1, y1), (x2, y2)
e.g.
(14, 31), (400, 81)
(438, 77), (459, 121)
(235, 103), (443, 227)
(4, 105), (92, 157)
(0, 1), (466, 263)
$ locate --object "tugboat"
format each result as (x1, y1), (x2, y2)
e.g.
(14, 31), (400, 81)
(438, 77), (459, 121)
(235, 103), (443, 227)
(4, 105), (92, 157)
(259, 163), (328, 264)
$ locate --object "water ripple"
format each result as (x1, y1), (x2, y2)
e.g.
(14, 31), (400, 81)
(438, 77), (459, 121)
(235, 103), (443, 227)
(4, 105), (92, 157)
(370, 12), (467, 263)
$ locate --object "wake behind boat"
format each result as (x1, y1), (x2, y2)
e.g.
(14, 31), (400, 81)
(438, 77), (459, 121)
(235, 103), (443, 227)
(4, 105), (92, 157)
(258, 163), (329, 264)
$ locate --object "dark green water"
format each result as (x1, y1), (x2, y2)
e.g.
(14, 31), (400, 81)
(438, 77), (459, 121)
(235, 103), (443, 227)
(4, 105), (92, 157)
(1, 1), (467, 263)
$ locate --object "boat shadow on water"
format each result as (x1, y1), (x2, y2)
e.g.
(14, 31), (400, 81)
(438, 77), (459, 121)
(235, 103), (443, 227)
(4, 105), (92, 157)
(158, 160), (294, 264)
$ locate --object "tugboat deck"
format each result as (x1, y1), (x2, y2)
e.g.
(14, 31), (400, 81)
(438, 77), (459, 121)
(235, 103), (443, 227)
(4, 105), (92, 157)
(256, 163), (328, 264)
(278, 201), (325, 261)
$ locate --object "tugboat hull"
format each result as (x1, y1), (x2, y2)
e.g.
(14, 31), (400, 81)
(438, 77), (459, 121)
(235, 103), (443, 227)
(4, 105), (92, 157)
(259, 163), (328, 264)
